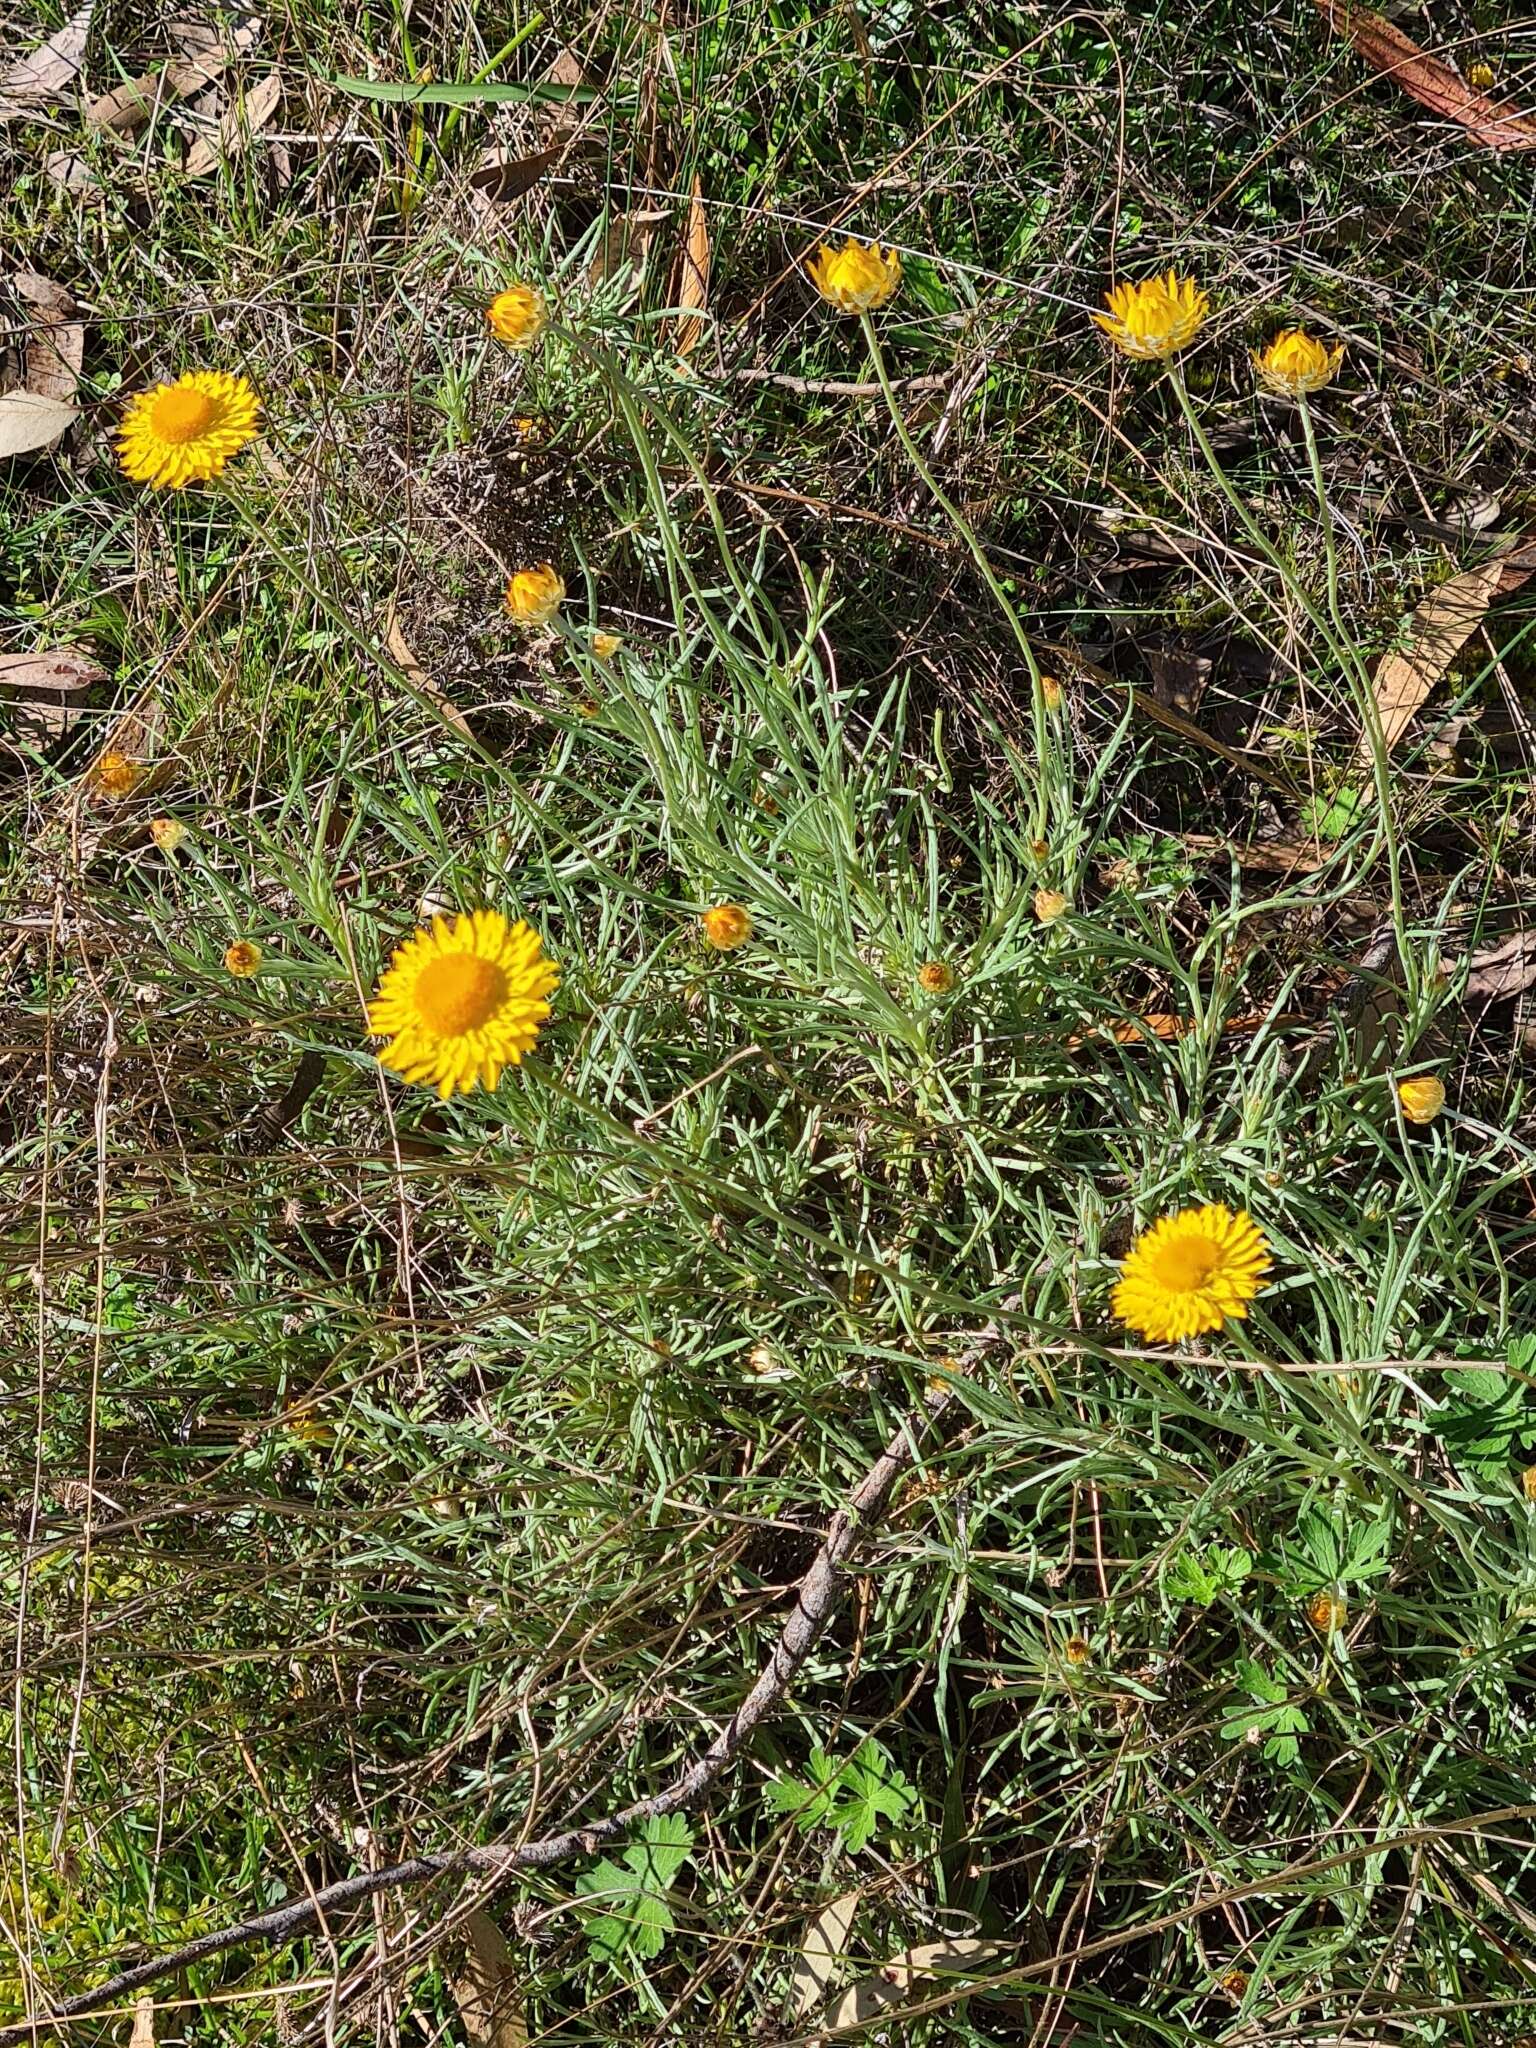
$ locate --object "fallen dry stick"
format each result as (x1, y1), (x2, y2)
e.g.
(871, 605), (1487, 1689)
(5, 1363), (991, 2036)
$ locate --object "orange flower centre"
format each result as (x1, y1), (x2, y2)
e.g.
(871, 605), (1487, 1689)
(414, 953), (506, 1036)
(1153, 1239), (1219, 1293)
(150, 386), (217, 444)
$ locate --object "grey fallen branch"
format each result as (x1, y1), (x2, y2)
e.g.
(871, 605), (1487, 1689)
(9, 1360), (990, 2036)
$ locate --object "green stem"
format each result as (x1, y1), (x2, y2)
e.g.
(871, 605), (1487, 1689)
(1295, 390), (1410, 993)
(1167, 366), (1406, 962)
(858, 310), (1049, 827)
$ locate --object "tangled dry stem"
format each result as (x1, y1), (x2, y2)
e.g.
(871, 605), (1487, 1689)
(7, 1346), (997, 2037)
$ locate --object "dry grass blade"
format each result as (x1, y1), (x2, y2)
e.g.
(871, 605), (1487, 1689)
(820, 1938), (1005, 2029)
(1359, 554), (1510, 761)
(674, 175), (710, 356)
(0, 2), (93, 119)
(447, 1910), (530, 2048)
(128, 1996), (154, 2048)
(1314, 0), (1536, 150)
(788, 1891), (860, 2023)
(182, 69), (281, 175)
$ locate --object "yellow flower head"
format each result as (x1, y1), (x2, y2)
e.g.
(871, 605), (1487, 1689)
(1041, 675), (1064, 710)
(1307, 1589), (1346, 1632)
(806, 238), (902, 314)
(149, 817), (187, 851)
(224, 940), (264, 978)
(702, 902), (753, 951)
(505, 564), (565, 627)
(117, 371), (260, 489)
(1218, 1970), (1250, 2002)
(1033, 888), (1069, 924)
(1523, 1464), (1536, 1502)
(1095, 270), (1210, 361)
(1113, 1203), (1272, 1344)
(1254, 328), (1343, 396)
(284, 1410), (335, 1447)
(1062, 1634), (1091, 1666)
(486, 284), (549, 349)
(368, 908), (558, 1100)
(1467, 59), (1495, 89)
(94, 751), (140, 799)
(1397, 1075), (1445, 1124)
(591, 629), (623, 660)
(917, 960), (955, 995)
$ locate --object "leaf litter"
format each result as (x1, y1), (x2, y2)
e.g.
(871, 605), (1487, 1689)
(0, 268), (83, 455)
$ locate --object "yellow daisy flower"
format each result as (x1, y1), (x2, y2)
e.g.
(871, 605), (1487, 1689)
(149, 817), (187, 851)
(701, 902), (753, 950)
(1307, 1589), (1346, 1632)
(1095, 270), (1210, 360)
(224, 940), (264, 977)
(505, 564), (565, 627)
(917, 960), (954, 994)
(368, 908), (558, 1100)
(806, 238), (902, 313)
(486, 283), (549, 348)
(1396, 1075), (1445, 1123)
(117, 371), (261, 489)
(591, 629), (624, 660)
(1113, 1203), (1272, 1344)
(1253, 328), (1343, 396)
(94, 751), (140, 799)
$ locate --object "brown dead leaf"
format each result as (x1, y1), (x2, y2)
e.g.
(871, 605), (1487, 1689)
(1458, 932), (1536, 1004)
(385, 612), (471, 738)
(183, 69), (281, 176)
(587, 209), (668, 286)
(1315, 0), (1536, 150)
(44, 147), (97, 190)
(1360, 554), (1514, 762)
(0, 646), (104, 748)
(0, 3), (93, 120)
(13, 269), (84, 403)
(788, 1891), (860, 2023)
(544, 45), (589, 89)
(822, 1938), (1005, 2030)
(448, 1910), (529, 2048)
(673, 176), (710, 357)
(129, 1996), (155, 2048)
(1067, 1011), (1281, 1051)
(86, 72), (165, 132)
(671, 176), (716, 356)
(536, 44), (601, 153)
(1183, 832), (1331, 873)
(0, 393), (78, 457)
(468, 141), (564, 204)
(91, 18), (260, 134)
(173, 11), (260, 59)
